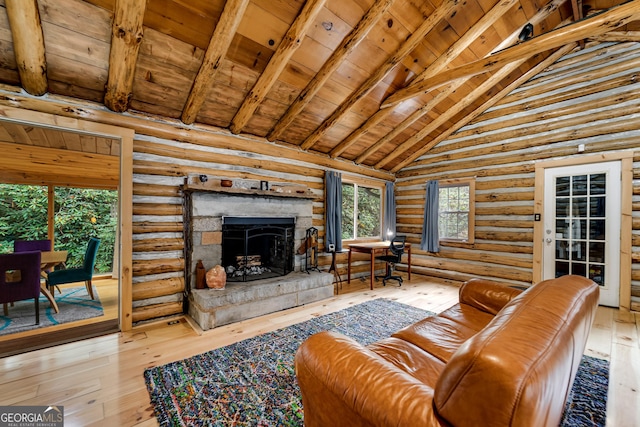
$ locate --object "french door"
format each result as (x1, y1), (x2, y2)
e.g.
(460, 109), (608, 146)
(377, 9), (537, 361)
(542, 161), (621, 307)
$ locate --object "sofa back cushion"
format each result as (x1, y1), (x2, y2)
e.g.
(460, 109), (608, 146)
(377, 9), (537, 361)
(433, 275), (599, 427)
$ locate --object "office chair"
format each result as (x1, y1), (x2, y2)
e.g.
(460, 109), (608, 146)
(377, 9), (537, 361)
(375, 235), (406, 286)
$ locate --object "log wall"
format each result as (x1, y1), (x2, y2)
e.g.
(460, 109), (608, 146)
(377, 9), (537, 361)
(395, 41), (640, 308)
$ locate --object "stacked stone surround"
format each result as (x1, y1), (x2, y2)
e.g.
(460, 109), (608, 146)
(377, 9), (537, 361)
(187, 189), (333, 330)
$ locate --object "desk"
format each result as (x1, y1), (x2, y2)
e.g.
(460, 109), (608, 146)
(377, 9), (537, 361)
(347, 241), (411, 290)
(40, 251), (67, 313)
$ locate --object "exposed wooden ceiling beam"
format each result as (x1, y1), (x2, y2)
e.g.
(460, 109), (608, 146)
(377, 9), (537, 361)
(382, 0), (640, 108)
(5, 0), (47, 96)
(229, 0), (326, 134)
(389, 44), (576, 173)
(266, 0), (393, 142)
(570, 0), (585, 49)
(104, 0), (146, 112)
(181, 0), (251, 125)
(490, 0), (567, 53)
(347, 0), (521, 163)
(298, 0), (462, 151)
(589, 31), (640, 42)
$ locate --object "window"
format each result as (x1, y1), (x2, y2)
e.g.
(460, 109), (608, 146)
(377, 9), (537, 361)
(438, 179), (475, 243)
(0, 183), (117, 272)
(342, 181), (382, 240)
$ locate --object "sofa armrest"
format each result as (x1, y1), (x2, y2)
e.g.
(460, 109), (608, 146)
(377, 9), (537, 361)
(295, 331), (441, 427)
(458, 278), (524, 315)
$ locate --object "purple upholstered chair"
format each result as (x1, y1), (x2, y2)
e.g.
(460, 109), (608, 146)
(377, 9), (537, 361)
(0, 251), (42, 324)
(14, 239), (52, 253)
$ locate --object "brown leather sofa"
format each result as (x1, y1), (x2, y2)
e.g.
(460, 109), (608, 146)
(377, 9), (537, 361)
(295, 275), (599, 427)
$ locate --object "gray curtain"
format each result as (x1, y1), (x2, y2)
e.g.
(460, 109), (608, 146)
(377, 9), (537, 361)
(383, 182), (396, 240)
(325, 170), (342, 252)
(421, 180), (439, 252)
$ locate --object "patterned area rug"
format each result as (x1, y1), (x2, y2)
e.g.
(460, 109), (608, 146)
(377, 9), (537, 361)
(144, 298), (608, 426)
(0, 285), (103, 335)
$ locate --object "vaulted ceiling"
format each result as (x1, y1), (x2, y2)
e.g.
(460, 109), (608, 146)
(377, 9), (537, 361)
(0, 0), (638, 173)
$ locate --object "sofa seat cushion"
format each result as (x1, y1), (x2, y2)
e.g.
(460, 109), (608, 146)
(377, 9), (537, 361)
(368, 337), (446, 388)
(438, 303), (495, 332)
(392, 316), (479, 363)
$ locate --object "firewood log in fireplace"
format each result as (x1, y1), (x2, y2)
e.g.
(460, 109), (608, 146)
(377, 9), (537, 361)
(236, 255), (261, 268)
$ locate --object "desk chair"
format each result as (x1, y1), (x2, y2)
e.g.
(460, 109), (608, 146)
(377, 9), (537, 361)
(375, 235), (406, 286)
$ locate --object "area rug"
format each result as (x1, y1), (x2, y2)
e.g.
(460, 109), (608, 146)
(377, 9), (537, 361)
(0, 285), (103, 336)
(144, 298), (609, 426)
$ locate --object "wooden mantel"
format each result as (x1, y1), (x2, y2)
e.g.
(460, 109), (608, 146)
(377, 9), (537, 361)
(181, 177), (317, 200)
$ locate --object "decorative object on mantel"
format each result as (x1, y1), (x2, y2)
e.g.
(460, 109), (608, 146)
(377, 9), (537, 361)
(195, 260), (206, 289)
(206, 265), (227, 289)
(304, 227), (320, 273)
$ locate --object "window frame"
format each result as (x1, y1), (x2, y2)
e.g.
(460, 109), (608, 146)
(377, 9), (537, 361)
(341, 177), (384, 242)
(438, 177), (475, 244)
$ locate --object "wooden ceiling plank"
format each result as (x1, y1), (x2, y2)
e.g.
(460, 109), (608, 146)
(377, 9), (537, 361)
(229, 0), (327, 135)
(352, 0), (521, 163)
(5, 0), (48, 96)
(298, 0), (462, 151)
(3, 122), (32, 145)
(329, 105), (391, 157)
(589, 31), (640, 42)
(356, 89), (451, 163)
(104, 0), (146, 112)
(181, 0), (250, 125)
(266, 0), (394, 142)
(389, 43), (576, 172)
(382, 0), (640, 108)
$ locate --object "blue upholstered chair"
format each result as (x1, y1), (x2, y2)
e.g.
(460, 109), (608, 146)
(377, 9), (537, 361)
(0, 251), (42, 324)
(46, 238), (100, 300)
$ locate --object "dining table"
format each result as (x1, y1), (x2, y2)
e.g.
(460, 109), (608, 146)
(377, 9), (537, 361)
(347, 241), (411, 290)
(39, 250), (68, 313)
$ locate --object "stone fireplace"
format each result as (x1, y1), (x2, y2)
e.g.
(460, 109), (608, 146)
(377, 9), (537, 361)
(183, 178), (333, 330)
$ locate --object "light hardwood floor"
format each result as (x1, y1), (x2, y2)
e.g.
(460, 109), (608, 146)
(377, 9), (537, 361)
(0, 276), (638, 426)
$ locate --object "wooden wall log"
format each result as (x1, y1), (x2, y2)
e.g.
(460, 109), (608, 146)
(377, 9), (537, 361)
(133, 203), (183, 216)
(132, 238), (184, 252)
(132, 301), (183, 323)
(132, 277), (185, 301)
(132, 258), (184, 276)
(132, 222), (183, 234)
